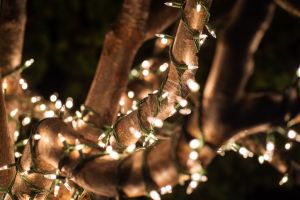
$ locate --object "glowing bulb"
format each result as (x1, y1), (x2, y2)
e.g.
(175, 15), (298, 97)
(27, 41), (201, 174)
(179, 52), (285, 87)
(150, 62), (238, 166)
(196, 3), (201, 12)
(44, 110), (55, 118)
(189, 180), (198, 189)
(130, 127), (142, 139)
(161, 37), (168, 45)
(287, 129), (297, 139)
(19, 79), (25, 85)
(66, 97), (73, 109)
(189, 151), (198, 160)
(21, 82), (28, 90)
(189, 139), (201, 149)
(0, 165), (8, 170)
(58, 133), (65, 143)
(55, 100), (62, 109)
(142, 69), (150, 76)
(161, 91), (169, 99)
(39, 104), (46, 111)
(177, 97), (188, 107)
(191, 173), (201, 181)
(10, 108), (18, 118)
(188, 65), (199, 70)
(15, 152), (22, 158)
(149, 190), (161, 200)
(285, 142), (292, 150)
(279, 174), (288, 185)
(24, 58), (34, 67)
(266, 142), (275, 151)
(141, 60), (151, 69)
(159, 63), (169, 72)
(119, 98), (125, 106)
(54, 185), (60, 197)
(179, 108), (192, 115)
(33, 134), (42, 140)
(128, 91), (135, 99)
(187, 79), (200, 92)
(106, 145), (113, 153)
(297, 66), (300, 77)
(126, 144), (136, 153)
(44, 174), (57, 180)
(14, 131), (19, 141)
(22, 117), (31, 126)
(50, 93), (58, 102)
(110, 151), (120, 160)
(147, 117), (163, 128)
(258, 155), (264, 164)
(2, 79), (7, 90)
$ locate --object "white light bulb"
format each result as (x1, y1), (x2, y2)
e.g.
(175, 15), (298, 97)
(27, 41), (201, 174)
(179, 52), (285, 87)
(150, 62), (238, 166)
(187, 79), (200, 92)
(50, 93), (58, 102)
(149, 190), (161, 200)
(24, 58), (34, 67)
(196, 3), (201, 12)
(39, 104), (46, 111)
(266, 142), (275, 151)
(22, 117), (31, 126)
(189, 139), (201, 149)
(66, 97), (74, 109)
(126, 144), (136, 153)
(287, 129), (297, 139)
(159, 63), (169, 72)
(55, 100), (62, 109)
(141, 60), (151, 69)
(189, 151), (198, 160)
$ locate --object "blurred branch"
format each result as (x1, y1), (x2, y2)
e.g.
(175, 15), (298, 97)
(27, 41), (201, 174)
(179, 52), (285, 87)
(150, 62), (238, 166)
(275, 0), (300, 17)
(203, 0), (276, 146)
(0, 0), (27, 72)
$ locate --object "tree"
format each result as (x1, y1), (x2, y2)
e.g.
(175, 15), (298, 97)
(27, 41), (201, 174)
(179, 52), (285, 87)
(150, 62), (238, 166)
(0, 0), (300, 199)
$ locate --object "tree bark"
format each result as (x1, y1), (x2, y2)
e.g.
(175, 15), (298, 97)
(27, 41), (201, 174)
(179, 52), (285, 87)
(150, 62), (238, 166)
(85, 0), (179, 127)
(0, 83), (15, 196)
(203, 0), (277, 146)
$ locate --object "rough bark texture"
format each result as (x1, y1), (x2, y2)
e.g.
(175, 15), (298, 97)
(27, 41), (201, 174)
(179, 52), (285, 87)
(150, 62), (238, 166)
(111, 0), (212, 148)
(85, 0), (179, 127)
(0, 83), (15, 194)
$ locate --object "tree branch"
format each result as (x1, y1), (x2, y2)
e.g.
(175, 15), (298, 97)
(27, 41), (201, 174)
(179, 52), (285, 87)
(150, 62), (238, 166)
(275, 0), (300, 17)
(85, 0), (179, 127)
(203, 0), (276, 146)
(111, 0), (212, 148)
(0, 83), (15, 195)
(0, 0), (27, 72)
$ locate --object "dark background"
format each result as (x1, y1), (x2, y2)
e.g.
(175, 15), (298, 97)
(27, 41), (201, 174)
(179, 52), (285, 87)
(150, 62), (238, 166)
(22, 0), (300, 199)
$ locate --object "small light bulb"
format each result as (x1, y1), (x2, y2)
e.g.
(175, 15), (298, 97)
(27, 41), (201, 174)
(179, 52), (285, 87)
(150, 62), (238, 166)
(187, 79), (200, 92)
(50, 93), (58, 102)
(189, 139), (201, 149)
(189, 151), (198, 160)
(159, 63), (169, 72)
(24, 58), (34, 67)
(196, 3), (201, 12)
(22, 117), (31, 126)
(66, 97), (73, 109)
(149, 190), (161, 200)
(55, 100), (62, 109)
(128, 91), (135, 99)
(287, 129), (297, 139)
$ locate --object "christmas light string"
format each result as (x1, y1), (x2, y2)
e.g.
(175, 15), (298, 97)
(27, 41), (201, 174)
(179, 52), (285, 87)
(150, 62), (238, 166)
(1, 1), (300, 199)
